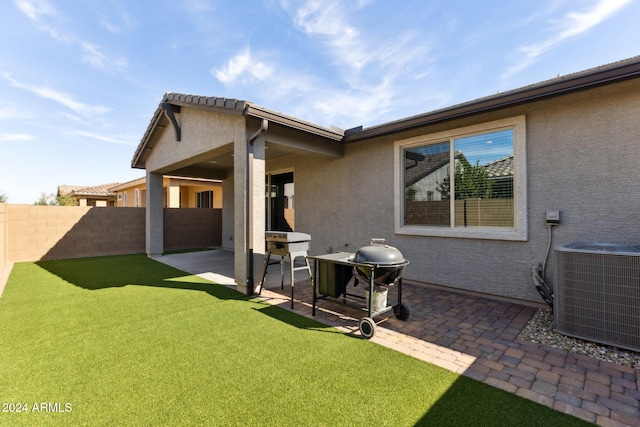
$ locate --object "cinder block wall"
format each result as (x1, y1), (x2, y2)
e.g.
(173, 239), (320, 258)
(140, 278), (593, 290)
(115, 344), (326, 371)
(164, 208), (222, 251)
(6, 205), (146, 262)
(2, 205), (223, 263)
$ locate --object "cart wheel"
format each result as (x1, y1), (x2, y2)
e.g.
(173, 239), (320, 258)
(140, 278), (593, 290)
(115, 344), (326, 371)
(358, 317), (376, 339)
(394, 303), (410, 321)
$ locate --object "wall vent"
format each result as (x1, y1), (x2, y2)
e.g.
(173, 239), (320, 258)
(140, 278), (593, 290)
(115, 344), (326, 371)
(554, 242), (640, 352)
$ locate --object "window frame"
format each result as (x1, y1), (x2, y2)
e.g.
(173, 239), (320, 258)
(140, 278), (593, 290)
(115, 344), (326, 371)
(196, 190), (214, 208)
(394, 115), (527, 241)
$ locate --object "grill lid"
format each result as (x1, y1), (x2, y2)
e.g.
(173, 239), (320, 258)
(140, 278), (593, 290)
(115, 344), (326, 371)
(354, 238), (406, 266)
(265, 231), (311, 243)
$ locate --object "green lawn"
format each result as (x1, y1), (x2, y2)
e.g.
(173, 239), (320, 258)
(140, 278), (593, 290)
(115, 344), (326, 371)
(0, 254), (590, 426)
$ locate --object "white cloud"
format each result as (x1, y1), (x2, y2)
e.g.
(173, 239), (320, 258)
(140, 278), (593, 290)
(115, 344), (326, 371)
(0, 133), (36, 141)
(0, 107), (26, 120)
(100, 18), (121, 33)
(81, 42), (129, 71)
(212, 50), (274, 84)
(273, 0), (434, 121)
(282, 0), (372, 71)
(210, 2), (437, 128)
(68, 130), (136, 146)
(13, 0), (128, 72)
(560, 0), (632, 37)
(2, 73), (111, 117)
(99, 8), (136, 34)
(310, 79), (395, 126)
(503, 0), (632, 78)
(13, 0), (55, 22)
(13, 0), (71, 42)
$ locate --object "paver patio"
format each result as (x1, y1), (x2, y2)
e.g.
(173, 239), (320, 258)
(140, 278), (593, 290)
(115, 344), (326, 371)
(155, 250), (640, 426)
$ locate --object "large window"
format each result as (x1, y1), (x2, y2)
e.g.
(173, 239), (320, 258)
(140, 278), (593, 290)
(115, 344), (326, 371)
(395, 116), (527, 240)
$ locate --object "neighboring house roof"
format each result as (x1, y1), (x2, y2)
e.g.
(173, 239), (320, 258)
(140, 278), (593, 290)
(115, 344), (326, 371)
(484, 156), (513, 179)
(58, 183), (120, 198)
(57, 185), (85, 196)
(109, 177), (146, 192)
(405, 151), (449, 187)
(109, 175), (222, 192)
(405, 151), (468, 187)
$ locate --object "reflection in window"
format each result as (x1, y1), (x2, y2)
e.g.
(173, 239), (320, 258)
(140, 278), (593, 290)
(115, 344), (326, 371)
(404, 129), (514, 228)
(404, 141), (450, 226)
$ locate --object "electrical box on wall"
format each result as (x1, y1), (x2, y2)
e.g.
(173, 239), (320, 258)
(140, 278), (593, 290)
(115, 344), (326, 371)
(546, 210), (560, 225)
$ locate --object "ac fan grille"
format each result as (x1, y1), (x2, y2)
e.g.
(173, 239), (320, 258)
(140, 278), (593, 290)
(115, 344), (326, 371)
(554, 246), (640, 352)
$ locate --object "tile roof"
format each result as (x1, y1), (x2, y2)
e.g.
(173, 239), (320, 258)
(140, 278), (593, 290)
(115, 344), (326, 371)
(58, 183), (120, 198)
(484, 156), (513, 178)
(404, 151), (468, 186)
(404, 151), (449, 187)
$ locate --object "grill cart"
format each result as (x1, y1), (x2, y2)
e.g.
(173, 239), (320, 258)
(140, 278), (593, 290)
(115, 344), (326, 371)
(258, 231), (312, 308)
(307, 239), (410, 339)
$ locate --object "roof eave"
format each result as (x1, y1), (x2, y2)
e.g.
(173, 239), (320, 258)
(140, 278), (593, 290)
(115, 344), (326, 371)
(244, 104), (344, 141)
(343, 56), (640, 143)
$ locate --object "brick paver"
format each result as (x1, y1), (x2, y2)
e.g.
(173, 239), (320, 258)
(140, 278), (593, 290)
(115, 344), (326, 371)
(257, 279), (640, 426)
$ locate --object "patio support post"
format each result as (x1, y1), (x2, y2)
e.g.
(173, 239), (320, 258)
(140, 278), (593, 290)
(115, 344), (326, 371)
(234, 120), (267, 295)
(146, 171), (164, 257)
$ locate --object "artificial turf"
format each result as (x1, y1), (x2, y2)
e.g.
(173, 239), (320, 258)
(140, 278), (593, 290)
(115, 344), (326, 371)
(0, 254), (591, 426)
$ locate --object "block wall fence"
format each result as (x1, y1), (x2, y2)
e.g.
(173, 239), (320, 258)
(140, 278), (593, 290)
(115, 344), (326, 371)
(0, 204), (222, 268)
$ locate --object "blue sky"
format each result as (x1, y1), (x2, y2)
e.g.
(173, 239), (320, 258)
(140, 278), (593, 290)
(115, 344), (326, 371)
(1, 0), (638, 203)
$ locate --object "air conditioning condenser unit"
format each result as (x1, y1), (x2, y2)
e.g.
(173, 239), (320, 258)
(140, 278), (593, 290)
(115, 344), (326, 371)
(554, 242), (640, 352)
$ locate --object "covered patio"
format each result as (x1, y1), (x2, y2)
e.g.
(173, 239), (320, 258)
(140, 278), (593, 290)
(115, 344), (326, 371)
(132, 94), (344, 295)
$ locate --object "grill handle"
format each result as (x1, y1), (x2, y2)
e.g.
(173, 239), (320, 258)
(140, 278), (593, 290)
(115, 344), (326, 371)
(370, 238), (386, 246)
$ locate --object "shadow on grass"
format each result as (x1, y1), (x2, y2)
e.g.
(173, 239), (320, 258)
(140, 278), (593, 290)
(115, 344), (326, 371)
(35, 254), (247, 301)
(34, 254), (336, 332)
(252, 304), (348, 335)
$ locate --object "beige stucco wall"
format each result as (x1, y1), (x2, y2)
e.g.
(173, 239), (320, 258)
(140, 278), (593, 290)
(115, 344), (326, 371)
(114, 179), (222, 208)
(177, 182), (223, 208)
(144, 108), (246, 174)
(274, 78), (640, 304)
(115, 186), (143, 207)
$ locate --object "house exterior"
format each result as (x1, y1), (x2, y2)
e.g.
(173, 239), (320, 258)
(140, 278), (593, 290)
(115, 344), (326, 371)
(58, 183), (118, 207)
(110, 176), (222, 208)
(59, 177), (222, 208)
(132, 56), (640, 305)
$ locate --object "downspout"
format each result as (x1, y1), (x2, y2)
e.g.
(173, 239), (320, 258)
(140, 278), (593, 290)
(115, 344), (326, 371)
(245, 118), (269, 294)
